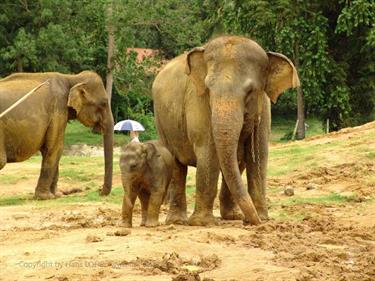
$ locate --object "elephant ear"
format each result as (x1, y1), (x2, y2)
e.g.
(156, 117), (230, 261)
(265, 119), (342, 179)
(185, 47), (207, 96)
(145, 142), (159, 161)
(67, 82), (87, 114)
(266, 52), (300, 103)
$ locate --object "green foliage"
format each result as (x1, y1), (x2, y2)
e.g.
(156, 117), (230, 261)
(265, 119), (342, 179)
(112, 52), (159, 141)
(335, 0), (375, 127)
(336, 0), (375, 39)
(0, 0), (107, 74)
(0, 0), (373, 140)
(112, 0), (206, 58)
(207, 0), (356, 129)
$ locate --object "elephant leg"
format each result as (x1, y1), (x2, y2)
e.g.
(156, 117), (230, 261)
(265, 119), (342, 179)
(121, 187), (137, 228)
(188, 146), (220, 226)
(219, 162), (246, 220)
(35, 121), (65, 200)
(35, 145), (64, 200)
(145, 189), (165, 227)
(138, 189), (150, 226)
(166, 160), (188, 225)
(0, 132), (6, 170)
(49, 165), (62, 197)
(246, 116), (270, 221)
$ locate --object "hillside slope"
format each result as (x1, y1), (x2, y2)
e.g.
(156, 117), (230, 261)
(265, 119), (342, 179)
(0, 121), (374, 281)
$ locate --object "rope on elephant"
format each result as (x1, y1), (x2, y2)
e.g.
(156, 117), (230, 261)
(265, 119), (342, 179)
(0, 80), (50, 119)
(256, 115), (262, 187)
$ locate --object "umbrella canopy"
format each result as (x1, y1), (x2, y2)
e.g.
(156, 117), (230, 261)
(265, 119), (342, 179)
(114, 119), (145, 131)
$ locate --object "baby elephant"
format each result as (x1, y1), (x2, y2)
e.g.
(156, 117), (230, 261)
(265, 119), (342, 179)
(120, 140), (174, 227)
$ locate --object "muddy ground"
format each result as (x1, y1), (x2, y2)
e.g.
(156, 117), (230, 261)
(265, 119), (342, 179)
(0, 122), (374, 281)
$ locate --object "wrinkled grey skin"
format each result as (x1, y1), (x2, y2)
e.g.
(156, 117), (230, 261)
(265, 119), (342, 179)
(120, 141), (174, 227)
(0, 71), (114, 199)
(152, 35), (300, 226)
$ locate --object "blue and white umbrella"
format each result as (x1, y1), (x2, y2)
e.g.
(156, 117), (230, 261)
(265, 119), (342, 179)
(114, 119), (145, 131)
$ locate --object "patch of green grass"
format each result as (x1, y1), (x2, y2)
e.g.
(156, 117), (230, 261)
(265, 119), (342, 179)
(0, 186), (124, 207)
(64, 120), (128, 146)
(25, 155), (42, 163)
(51, 186), (124, 205)
(269, 193), (357, 221)
(0, 175), (29, 184)
(268, 140), (344, 177)
(280, 193), (355, 206)
(59, 168), (94, 182)
(270, 209), (307, 222)
(366, 151), (375, 159)
(186, 184), (196, 194)
(271, 116), (324, 143)
(0, 195), (32, 206)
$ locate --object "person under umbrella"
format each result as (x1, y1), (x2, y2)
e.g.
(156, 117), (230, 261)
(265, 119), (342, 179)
(129, 130), (140, 143)
(114, 119), (145, 142)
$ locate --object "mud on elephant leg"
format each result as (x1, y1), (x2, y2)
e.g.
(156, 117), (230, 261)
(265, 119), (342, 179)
(34, 145), (64, 200)
(49, 165), (62, 198)
(188, 148), (220, 226)
(246, 165), (268, 220)
(246, 126), (269, 221)
(219, 164), (245, 220)
(138, 190), (150, 226)
(166, 161), (188, 225)
(121, 189), (137, 228)
(146, 189), (165, 227)
(0, 150), (6, 170)
(0, 133), (6, 170)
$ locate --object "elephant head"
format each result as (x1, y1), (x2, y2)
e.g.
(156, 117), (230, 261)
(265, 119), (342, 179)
(185, 36), (300, 224)
(120, 142), (158, 176)
(67, 71), (114, 195)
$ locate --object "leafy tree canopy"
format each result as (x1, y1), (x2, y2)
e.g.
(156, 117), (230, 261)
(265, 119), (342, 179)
(0, 0), (373, 135)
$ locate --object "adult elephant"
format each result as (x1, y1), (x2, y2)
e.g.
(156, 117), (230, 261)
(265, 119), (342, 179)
(152, 36), (300, 225)
(0, 71), (114, 199)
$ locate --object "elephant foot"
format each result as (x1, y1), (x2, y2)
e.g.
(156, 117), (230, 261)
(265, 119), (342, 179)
(118, 219), (132, 228)
(165, 211), (187, 225)
(99, 186), (111, 196)
(257, 208), (269, 221)
(145, 220), (160, 227)
(188, 212), (218, 226)
(53, 191), (63, 198)
(34, 191), (56, 200)
(220, 205), (244, 221)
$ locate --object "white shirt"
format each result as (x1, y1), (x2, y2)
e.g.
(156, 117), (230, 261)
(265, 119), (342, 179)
(131, 137), (140, 143)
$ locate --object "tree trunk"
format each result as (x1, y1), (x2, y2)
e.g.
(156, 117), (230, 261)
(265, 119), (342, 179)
(105, 2), (115, 104)
(296, 86), (305, 139)
(16, 55), (23, 72)
(294, 44), (305, 140)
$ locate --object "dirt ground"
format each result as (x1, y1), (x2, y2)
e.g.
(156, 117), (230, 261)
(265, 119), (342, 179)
(0, 122), (374, 281)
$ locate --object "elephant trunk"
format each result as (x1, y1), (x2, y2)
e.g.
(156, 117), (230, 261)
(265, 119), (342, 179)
(100, 108), (114, 195)
(211, 98), (261, 225)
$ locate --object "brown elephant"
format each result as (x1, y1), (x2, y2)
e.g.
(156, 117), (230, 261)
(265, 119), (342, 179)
(0, 71), (113, 199)
(120, 141), (174, 227)
(152, 35), (300, 226)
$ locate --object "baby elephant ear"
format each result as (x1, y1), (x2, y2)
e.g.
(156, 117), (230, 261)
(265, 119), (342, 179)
(266, 52), (300, 103)
(67, 82), (87, 114)
(145, 143), (158, 161)
(185, 47), (208, 96)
